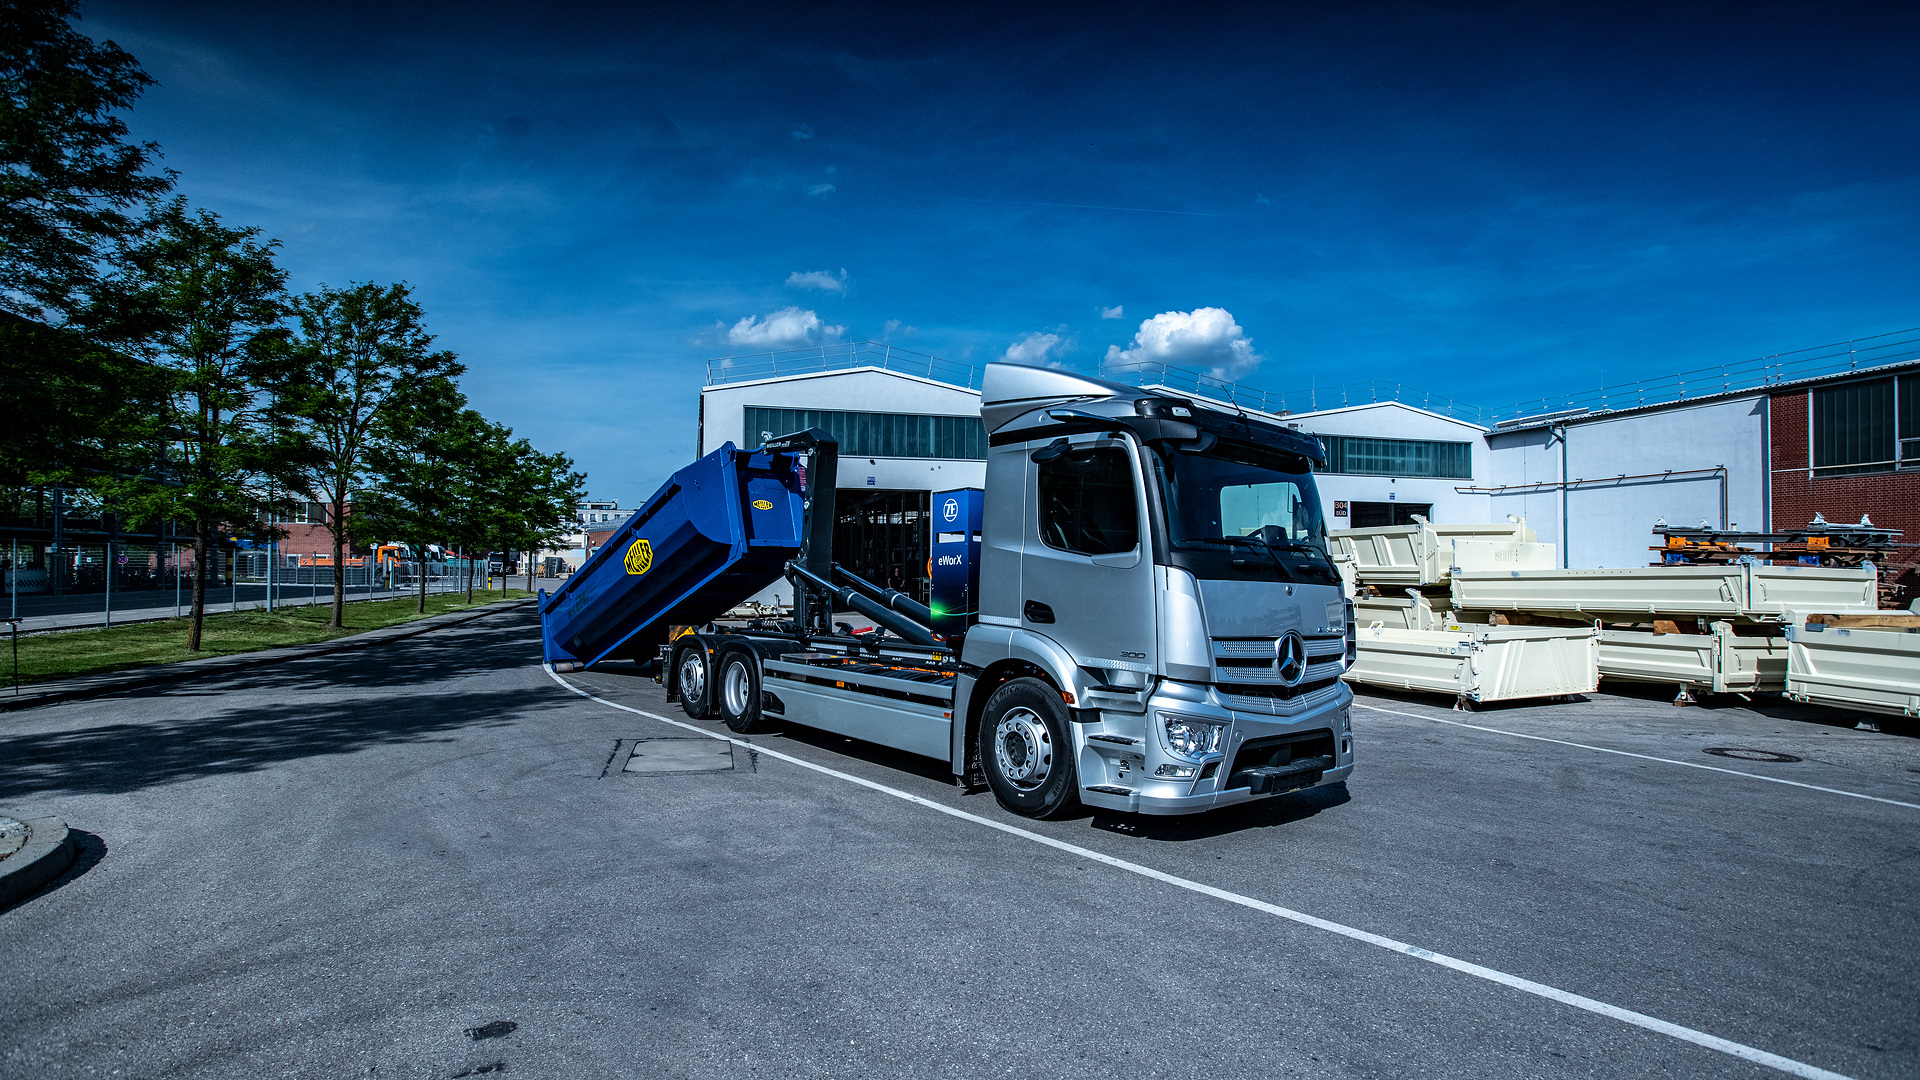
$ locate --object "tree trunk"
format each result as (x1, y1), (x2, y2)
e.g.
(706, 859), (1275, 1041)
(417, 552), (427, 614)
(188, 521), (209, 651)
(525, 551), (533, 594)
(330, 500), (346, 629)
(465, 556), (474, 605)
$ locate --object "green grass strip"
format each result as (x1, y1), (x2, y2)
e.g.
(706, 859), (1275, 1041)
(4, 589), (535, 687)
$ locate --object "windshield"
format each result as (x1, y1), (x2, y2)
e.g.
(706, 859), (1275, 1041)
(1149, 438), (1338, 585)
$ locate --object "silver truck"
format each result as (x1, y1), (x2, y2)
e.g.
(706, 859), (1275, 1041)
(557, 362), (1355, 819)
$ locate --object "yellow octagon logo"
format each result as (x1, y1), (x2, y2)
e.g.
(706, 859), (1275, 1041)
(623, 538), (653, 576)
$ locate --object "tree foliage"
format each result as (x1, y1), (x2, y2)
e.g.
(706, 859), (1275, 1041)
(356, 372), (465, 614)
(90, 199), (297, 649)
(282, 281), (463, 626)
(0, 0), (171, 322)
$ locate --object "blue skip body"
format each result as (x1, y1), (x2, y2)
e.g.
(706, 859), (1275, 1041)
(539, 442), (805, 668)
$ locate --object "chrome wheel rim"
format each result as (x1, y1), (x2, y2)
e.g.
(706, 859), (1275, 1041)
(679, 651), (706, 702)
(993, 707), (1053, 790)
(722, 660), (751, 717)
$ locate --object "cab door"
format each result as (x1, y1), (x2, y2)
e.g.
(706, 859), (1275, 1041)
(1019, 435), (1157, 682)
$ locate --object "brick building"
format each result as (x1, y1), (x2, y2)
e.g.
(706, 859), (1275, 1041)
(1768, 361), (1920, 606)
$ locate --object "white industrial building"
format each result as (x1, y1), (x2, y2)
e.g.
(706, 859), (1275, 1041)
(1481, 395), (1769, 569)
(694, 336), (1918, 599)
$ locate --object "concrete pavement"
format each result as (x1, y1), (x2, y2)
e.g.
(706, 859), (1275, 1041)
(0, 607), (1914, 1079)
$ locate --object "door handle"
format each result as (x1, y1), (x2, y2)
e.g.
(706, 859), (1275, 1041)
(1023, 600), (1055, 624)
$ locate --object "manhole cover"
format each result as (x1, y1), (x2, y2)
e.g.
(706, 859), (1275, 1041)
(623, 739), (735, 774)
(1703, 747), (1802, 763)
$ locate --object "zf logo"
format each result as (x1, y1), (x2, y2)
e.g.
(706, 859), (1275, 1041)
(942, 499), (959, 523)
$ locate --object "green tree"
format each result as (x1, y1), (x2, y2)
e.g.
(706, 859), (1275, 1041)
(0, 310), (155, 491)
(435, 407), (509, 605)
(0, 0), (171, 322)
(358, 373), (463, 614)
(282, 282), (462, 627)
(503, 439), (585, 593)
(0, 1), (171, 505)
(91, 199), (295, 650)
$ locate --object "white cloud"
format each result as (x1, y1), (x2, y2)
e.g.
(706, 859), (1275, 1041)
(1099, 305), (1124, 320)
(1001, 331), (1072, 367)
(808, 183), (836, 196)
(792, 124), (814, 140)
(787, 268), (849, 293)
(1104, 307), (1262, 381)
(883, 319), (915, 338)
(727, 307), (846, 349)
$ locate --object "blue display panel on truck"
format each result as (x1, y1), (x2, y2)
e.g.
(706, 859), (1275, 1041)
(538, 441), (807, 670)
(929, 488), (983, 640)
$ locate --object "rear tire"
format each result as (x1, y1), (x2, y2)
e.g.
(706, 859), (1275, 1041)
(716, 649), (770, 734)
(676, 644), (711, 720)
(977, 677), (1080, 819)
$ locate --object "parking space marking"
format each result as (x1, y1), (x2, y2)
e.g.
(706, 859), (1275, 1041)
(1352, 701), (1920, 811)
(548, 666), (1857, 1080)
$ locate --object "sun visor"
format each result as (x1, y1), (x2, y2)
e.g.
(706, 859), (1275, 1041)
(979, 362), (1144, 434)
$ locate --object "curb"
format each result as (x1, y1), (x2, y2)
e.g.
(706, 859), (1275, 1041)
(0, 813), (76, 909)
(1, 598), (536, 713)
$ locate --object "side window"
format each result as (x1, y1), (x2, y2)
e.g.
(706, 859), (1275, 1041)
(1037, 446), (1138, 556)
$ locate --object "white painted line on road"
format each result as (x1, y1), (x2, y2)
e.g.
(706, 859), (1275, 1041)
(1351, 701), (1920, 811)
(546, 666), (1856, 1080)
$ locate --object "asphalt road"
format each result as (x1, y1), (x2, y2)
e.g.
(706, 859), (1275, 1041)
(1, 608), (1915, 1080)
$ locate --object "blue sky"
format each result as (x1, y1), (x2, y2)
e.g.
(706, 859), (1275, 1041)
(85, 1), (1920, 508)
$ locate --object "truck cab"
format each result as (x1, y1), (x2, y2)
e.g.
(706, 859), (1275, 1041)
(954, 364), (1356, 816)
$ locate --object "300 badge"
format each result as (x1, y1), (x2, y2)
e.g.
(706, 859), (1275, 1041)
(623, 538), (653, 575)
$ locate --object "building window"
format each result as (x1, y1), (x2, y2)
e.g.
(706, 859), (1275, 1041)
(269, 502), (325, 524)
(1813, 375), (1915, 475)
(1316, 435), (1472, 479)
(1037, 446), (1137, 556)
(1901, 375), (1919, 468)
(744, 406), (987, 460)
(1349, 501), (1432, 528)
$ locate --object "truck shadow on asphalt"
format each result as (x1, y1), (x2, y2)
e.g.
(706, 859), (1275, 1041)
(1089, 781), (1352, 842)
(0, 623), (570, 800)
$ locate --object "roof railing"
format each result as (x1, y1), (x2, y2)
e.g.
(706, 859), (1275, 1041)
(705, 341), (984, 389)
(704, 326), (1920, 427)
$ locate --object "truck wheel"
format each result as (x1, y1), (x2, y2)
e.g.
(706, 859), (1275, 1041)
(676, 645), (710, 720)
(716, 649), (769, 734)
(978, 678), (1080, 819)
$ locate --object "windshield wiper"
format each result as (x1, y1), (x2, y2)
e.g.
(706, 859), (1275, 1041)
(1210, 535), (1288, 573)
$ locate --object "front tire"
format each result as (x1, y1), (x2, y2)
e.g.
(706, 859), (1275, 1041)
(675, 644), (711, 720)
(716, 649), (770, 733)
(977, 678), (1080, 819)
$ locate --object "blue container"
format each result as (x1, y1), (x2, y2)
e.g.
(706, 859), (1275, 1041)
(929, 488), (984, 639)
(540, 443), (804, 667)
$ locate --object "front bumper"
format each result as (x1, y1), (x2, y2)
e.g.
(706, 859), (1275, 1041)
(1077, 679), (1355, 816)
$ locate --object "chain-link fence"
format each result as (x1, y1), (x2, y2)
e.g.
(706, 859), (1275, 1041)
(2, 540), (481, 630)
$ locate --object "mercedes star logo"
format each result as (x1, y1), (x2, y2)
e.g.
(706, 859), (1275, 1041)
(1276, 631), (1308, 686)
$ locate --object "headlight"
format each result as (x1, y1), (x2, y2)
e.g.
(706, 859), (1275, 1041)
(1160, 714), (1225, 760)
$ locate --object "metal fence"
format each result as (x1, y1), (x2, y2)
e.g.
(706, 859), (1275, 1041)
(1493, 327), (1920, 424)
(2, 539), (481, 630)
